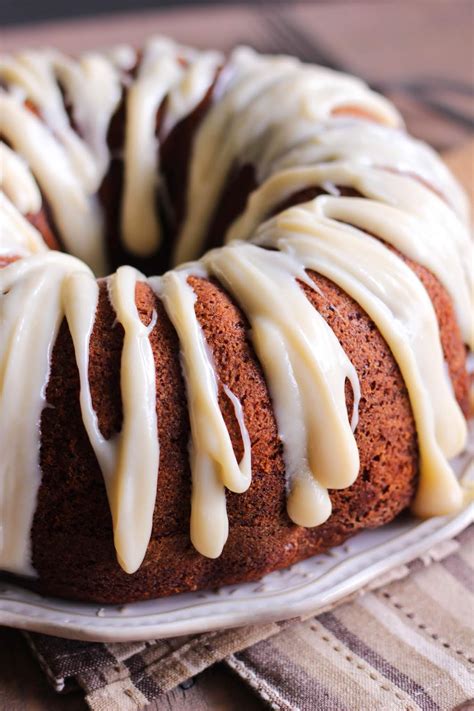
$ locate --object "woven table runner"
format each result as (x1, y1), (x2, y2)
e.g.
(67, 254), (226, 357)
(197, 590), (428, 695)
(25, 526), (474, 711)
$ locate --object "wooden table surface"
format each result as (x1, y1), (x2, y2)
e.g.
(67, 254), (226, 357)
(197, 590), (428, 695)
(1, 3), (472, 709)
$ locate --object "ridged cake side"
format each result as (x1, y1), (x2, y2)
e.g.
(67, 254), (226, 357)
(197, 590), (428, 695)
(0, 40), (471, 602)
(29, 262), (467, 602)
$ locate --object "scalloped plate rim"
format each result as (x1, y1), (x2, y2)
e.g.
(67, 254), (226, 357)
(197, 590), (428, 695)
(0, 503), (472, 642)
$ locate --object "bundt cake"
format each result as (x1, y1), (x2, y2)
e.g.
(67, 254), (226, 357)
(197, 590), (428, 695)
(0, 37), (472, 604)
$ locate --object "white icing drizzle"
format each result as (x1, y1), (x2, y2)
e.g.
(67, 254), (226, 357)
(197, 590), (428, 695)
(0, 40), (221, 271)
(161, 49), (222, 135)
(103, 267), (159, 573)
(121, 39), (182, 257)
(0, 50), (122, 191)
(0, 92), (106, 273)
(0, 142), (42, 215)
(121, 39), (222, 256)
(0, 38), (471, 578)
(202, 243), (361, 527)
(64, 267), (159, 574)
(0, 255), (159, 575)
(256, 204), (467, 515)
(0, 253), (91, 574)
(255, 118), (469, 222)
(123, 38), (221, 258)
(174, 47), (401, 265)
(152, 268), (251, 557)
(0, 192), (47, 257)
(227, 163), (473, 349)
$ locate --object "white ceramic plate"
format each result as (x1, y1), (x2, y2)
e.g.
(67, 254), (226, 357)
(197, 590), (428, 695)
(1, 429), (472, 643)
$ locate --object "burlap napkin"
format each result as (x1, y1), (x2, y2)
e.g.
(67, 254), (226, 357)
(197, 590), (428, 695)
(24, 525), (474, 711)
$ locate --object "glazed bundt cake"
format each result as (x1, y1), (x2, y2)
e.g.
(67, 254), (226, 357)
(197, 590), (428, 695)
(0, 38), (472, 603)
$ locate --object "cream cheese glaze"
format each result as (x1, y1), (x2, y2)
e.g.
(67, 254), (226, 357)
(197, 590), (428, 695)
(255, 207), (467, 514)
(153, 268), (252, 558)
(0, 38), (472, 577)
(227, 163), (473, 349)
(0, 253), (91, 574)
(121, 39), (221, 257)
(0, 143), (42, 216)
(66, 266), (159, 574)
(200, 243), (361, 528)
(174, 47), (401, 265)
(0, 192), (48, 258)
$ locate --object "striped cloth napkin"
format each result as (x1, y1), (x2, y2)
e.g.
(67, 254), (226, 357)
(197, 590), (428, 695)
(25, 526), (474, 711)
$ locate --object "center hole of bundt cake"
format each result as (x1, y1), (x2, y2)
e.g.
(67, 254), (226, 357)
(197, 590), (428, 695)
(104, 162), (259, 276)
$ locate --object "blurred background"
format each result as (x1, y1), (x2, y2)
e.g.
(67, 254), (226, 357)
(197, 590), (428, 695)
(2, 1), (473, 152)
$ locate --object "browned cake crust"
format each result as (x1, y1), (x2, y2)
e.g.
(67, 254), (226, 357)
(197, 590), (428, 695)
(27, 254), (467, 603)
(2, 63), (469, 605)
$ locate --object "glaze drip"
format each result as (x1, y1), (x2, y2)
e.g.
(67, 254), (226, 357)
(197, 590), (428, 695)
(0, 39), (472, 576)
(153, 268), (252, 558)
(0, 256), (160, 574)
(256, 205), (467, 514)
(202, 243), (361, 527)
